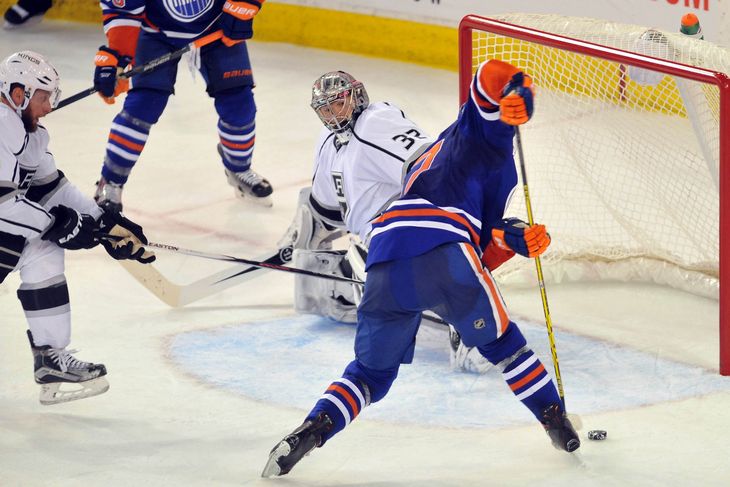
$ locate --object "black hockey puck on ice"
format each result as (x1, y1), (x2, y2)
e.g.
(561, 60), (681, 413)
(588, 430), (607, 441)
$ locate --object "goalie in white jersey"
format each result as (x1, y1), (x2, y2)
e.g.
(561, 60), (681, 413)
(0, 51), (154, 405)
(279, 70), (496, 373)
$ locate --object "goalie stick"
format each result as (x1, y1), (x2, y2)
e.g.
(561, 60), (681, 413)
(54, 30), (224, 110)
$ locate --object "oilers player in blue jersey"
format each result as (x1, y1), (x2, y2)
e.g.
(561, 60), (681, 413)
(261, 59), (580, 477)
(92, 0), (273, 211)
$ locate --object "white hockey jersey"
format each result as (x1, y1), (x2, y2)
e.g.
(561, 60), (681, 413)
(310, 102), (433, 242)
(0, 103), (102, 244)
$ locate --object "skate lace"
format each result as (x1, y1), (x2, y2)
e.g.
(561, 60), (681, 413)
(234, 169), (265, 187)
(49, 348), (89, 373)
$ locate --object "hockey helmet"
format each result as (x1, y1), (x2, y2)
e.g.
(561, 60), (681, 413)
(311, 71), (369, 144)
(0, 50), (61, 113)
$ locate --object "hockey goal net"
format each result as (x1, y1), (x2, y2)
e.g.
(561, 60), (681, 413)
(458, 13), (730, 375)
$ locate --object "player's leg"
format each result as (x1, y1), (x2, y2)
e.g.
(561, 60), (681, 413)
(3, 0), (51, 29)
(15, 240), (108, 405)
(199, 40), (273, 206)
(262, 258), (421, 477)
(431, 242), (579, 452)
(94, 32), (177, 211)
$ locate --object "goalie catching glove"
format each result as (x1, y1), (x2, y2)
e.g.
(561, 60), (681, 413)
(491, 217), (550, 258)
(97, 210), (155, 264)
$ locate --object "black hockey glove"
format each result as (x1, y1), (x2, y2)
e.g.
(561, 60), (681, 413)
(42, 205), (99, 250)
(98, 210), (156, 264)
(93, 46), (132, 104)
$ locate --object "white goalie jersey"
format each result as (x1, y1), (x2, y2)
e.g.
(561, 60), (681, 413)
(310, 101), (433, 241)
(292, 101), (432, 323)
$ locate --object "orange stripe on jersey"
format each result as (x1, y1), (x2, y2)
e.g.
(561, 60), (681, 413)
(464, 244), (509, 334)
(327, 384), (360, 416)
(109, 133), (144, 152)
(223, 1), (262, 20)
(509, 363), (546, 392)
(477, 59), (521, 106)
(374, 207), (480, 247)
(403, 140), (443, 194)
(220, 137), (255, 150)
(471, 82), (497, 110)
(106, 25), (141, 58)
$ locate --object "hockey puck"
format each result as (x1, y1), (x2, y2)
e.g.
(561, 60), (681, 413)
(587, 430), (607, 441)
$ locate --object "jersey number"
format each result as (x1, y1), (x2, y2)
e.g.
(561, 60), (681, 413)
(392, 129), (427, 150)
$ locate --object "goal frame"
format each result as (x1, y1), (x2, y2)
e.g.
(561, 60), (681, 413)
(458, 14), (730, 376)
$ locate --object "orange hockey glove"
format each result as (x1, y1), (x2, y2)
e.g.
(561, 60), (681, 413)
(491, 218), (550, 258)
(499, 72), (534, 126)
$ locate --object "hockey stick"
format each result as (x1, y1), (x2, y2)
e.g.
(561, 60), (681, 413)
(108, 234), (453, 326)
(54, 30), (224, 110)
(118, 247), (293, 307)
(514, 127), (568, 411)
(99, 234), (362, 284)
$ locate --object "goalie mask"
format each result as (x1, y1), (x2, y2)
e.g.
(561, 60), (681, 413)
(0, 50), (61, 114)
(311, 71), (369, 145)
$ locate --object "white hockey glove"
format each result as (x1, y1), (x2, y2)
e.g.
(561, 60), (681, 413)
(98, 211), (155, 264)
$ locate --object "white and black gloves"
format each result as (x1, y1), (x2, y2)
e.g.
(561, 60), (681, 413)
(42, 205), (154, 264)
(42, 205), (99, 250)
(98, 210), (156, 264)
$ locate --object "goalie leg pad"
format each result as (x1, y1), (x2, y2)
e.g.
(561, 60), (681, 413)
(448, 325), (494, 374)
(293, 249), (357, 323)
(345, 238), (367, 306)
(278, 187), (345, 251)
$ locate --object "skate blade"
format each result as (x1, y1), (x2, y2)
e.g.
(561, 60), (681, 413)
(232, 189), (273, 208)
(261, 440), (292, 477)
(39, 377), (110, 405)
(3, 14), (44, 30)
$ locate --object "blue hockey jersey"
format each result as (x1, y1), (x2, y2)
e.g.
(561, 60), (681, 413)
(367, 60), (520, 269)
(101, 0), (226, 42)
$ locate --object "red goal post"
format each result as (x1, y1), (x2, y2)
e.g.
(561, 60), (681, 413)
(458, 14), (730, 375)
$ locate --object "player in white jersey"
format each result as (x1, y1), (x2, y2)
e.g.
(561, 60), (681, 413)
(279, 71), (494, 373)
(0, 51), (154, 405)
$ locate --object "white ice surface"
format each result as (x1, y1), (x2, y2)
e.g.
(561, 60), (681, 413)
(1, 21), (729, 487)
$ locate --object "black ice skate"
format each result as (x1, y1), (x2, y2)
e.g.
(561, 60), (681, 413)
(28, 331), (109, 405)
(540, 403), (581, 452)
(218, 144), (273, 207)
(261, 412), (334, 477)
(3, 0), (51, 29)
(94, 176), (124, 213)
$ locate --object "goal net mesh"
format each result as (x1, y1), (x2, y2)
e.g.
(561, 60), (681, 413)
(464, 13), (729, 299)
